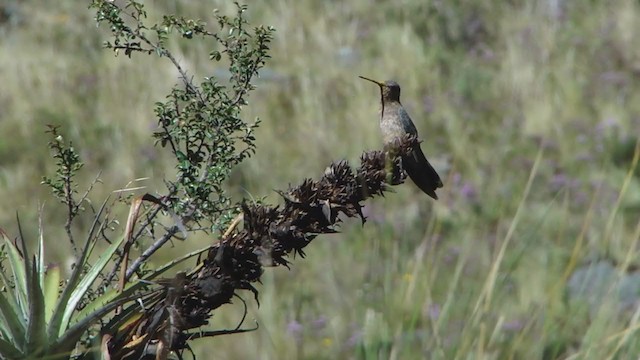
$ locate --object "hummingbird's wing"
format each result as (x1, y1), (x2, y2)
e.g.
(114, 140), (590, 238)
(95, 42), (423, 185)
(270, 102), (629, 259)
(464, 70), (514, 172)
(402, 145), (443, 200)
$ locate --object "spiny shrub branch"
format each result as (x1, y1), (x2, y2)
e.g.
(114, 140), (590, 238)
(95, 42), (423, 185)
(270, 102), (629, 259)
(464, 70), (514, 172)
(90, 0), (275, 283)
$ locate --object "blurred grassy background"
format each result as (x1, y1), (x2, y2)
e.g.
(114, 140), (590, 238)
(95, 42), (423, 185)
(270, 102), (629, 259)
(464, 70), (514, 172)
(2, 0), (640, 358)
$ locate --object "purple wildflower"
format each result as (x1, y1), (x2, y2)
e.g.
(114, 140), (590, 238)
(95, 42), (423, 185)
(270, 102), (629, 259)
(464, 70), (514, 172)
(286, 320), (303, 340)
(312, 315), (328, 331)
(460, 182), (477, 201)
(428, 303), (441, 320)
(346, 330), (363, 347)
(502, 319), (524, 332)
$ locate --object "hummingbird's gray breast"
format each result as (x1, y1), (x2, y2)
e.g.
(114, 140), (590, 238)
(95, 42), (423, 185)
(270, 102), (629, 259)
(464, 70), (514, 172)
(380, 104), (418, 145)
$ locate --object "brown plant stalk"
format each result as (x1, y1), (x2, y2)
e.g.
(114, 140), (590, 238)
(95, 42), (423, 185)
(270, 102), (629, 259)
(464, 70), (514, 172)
(104, 134), (422, 359)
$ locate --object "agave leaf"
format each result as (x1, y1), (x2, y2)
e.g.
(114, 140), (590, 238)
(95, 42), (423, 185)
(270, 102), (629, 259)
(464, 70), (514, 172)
(61, 232), (128, 335)
(0, 234), (26, 348)
(25, 260), (46, 352)
(4, 238), (28, 321)
(0, 336), (23, 359)
(47, 198), (109, 340)
(51, 287), (142, 354)
(103, 301), (145, 337)
(74, 243), (212, 323)
(0, 281), (25, 348)
(43, 264), (61, 323)
(148, 243), (213, 282)
(73, 276), (148, 325)
(88, 284), (159, 349)
(0, 267), (17, 314)
(0, 246), (18, 313)
(38, 214), (45, 292)
(80, 244), (213, 343)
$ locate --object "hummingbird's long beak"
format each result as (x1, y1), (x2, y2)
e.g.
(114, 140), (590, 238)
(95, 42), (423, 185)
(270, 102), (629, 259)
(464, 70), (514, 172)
(358, 75), (384, 87)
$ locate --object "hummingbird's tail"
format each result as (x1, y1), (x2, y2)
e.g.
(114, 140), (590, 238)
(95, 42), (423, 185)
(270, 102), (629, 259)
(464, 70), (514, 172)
(402, 146), (443, 200)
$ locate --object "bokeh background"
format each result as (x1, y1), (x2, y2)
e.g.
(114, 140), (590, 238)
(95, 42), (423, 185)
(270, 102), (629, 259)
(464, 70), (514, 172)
(2, 0), (640, 358)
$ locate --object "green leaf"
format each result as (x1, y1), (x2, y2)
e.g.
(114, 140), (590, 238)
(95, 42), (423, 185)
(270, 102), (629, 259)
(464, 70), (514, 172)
(73, 279), (143, 324)
(0, 336), (23, 359)
(26, 260), (46, 352)
(43, 265), (61, 324)
(37, 220), (45, 293)
(63, 232), (125, 330)
(0, 234), (26, 348)
(100, 293), (146, 337)
(79, 244), (213, 336)
(0, 283), (25, 349)
(37, 218), (62, 326)
(4, 238), (28, 321)
(47, 198), (108, 340)
(62, 232), (127, 333)
(51, 286), (141, 353)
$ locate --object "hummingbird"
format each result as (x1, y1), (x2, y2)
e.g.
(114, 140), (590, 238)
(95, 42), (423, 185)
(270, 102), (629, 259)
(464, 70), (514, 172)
(359, 76), (443, 200)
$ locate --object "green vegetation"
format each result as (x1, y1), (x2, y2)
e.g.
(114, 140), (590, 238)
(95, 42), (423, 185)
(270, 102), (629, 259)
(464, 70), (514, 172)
(1, 0), (640, 358)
